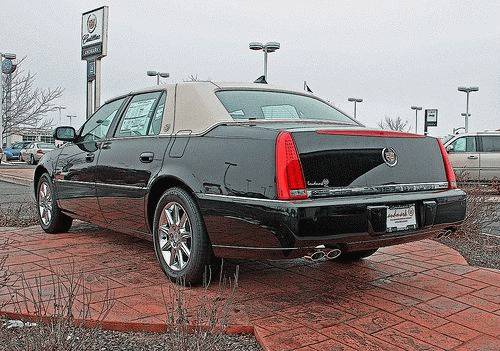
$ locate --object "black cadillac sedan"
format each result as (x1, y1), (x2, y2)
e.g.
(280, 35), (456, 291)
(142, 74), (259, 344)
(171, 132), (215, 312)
(35, 82), (466, 283)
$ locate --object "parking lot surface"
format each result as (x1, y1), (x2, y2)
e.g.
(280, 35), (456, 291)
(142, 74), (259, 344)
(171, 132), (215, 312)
(0, 224), (498, 351)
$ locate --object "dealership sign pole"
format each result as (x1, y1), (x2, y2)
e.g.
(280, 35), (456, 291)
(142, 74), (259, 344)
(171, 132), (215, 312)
(81, 6), (108, 119)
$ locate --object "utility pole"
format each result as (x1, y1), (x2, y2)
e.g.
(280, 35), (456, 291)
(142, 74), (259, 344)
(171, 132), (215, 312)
(411, 106), (422, 133)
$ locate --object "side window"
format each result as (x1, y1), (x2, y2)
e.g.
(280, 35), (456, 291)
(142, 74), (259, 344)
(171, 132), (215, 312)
(116, 92), (161, 137)
(451, 137), (476, 152)
(481, 136), (500, 152)
(148, 93), (166, 135)
(80, 98), (126, 142)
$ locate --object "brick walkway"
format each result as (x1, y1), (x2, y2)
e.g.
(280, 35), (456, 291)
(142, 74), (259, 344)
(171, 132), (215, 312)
(0, 224), (499, 350)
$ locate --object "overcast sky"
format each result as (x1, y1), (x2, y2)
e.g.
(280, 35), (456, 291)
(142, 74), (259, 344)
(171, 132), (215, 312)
(1, 0), (499, 135)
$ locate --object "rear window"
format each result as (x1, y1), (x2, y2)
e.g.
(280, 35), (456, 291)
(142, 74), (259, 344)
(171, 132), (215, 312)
(39, 143), (55, 149)
(216, 90), (356, 124)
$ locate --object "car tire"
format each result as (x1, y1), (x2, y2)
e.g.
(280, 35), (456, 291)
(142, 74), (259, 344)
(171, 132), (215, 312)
(36, 173), (73, 233)
(152, 187), (216, 285)
(339, 248), (378, 261)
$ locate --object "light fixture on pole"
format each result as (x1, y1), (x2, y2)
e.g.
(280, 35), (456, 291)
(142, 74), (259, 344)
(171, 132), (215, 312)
(347, 97), (363, 119)
(411, 106), (422, 133)
(457, 86), (478, 133)
(54, 106), (66, 126)
(147, 71), (169, 85)
(0, 52), (17, 147)
(66, 114), (77, 127)
(249, 41), (280, 82)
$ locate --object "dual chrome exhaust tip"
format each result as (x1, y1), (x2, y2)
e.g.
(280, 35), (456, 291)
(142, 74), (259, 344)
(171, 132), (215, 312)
(303, 245), (342, 262)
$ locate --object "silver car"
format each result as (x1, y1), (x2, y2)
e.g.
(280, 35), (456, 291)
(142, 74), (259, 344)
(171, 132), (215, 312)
(24, 142), (56, 165)
(444, 131), (500, 181)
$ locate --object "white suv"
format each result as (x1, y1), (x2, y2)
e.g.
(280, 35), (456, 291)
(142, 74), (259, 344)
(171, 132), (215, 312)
(443, 131), (500, 181)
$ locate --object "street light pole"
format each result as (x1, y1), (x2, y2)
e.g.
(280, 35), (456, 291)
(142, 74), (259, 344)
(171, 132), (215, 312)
(347, 98), (363, 119)
(249, 42), (280, 82)
(411, 106), (422, 133)
(0, 52), (16, 147)
(458, 86), (478, 133)
(66, 114), (76, 127)
(147, 71), (169, 85)
(54, 106), (66, 126)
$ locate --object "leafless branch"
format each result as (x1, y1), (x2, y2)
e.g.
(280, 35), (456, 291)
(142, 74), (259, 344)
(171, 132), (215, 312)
(377, 116), (411, 132)
(1, 57), (62, 142)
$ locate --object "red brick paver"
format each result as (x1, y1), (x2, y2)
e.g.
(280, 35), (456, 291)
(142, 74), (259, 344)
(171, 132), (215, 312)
(0, 224), (499, 351)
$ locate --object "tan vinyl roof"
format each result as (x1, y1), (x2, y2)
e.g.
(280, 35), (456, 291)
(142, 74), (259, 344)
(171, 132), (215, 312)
(125, 81), (322, 135)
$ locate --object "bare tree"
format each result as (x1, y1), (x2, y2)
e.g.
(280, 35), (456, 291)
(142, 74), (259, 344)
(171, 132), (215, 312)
(378, 116), (411, 132)
(184, 74), (201, 82)
(1, 57), (63, 144)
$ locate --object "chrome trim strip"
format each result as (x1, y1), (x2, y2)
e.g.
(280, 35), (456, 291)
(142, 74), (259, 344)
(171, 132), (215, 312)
(55, 179), (147, 190)
(308, 182), (448, 197)
(200, 182), (448, 203)
(212, 244), (302, 251)
(198, 193), (287, 204)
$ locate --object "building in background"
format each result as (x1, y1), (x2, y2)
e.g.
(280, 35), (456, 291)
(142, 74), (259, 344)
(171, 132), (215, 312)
(7, 126), (54, 145)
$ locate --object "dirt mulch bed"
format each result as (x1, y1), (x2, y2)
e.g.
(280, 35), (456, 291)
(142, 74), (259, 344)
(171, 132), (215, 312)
(0, 319), (261, 351)
(436, 234), (500, 270)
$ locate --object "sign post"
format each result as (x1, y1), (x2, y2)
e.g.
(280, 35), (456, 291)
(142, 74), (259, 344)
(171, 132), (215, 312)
(81, 6), (108, 119)
(424, 109), (438, 135)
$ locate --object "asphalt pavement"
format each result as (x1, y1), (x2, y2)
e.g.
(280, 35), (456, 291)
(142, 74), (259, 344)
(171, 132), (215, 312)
(0, 181), (33, 204)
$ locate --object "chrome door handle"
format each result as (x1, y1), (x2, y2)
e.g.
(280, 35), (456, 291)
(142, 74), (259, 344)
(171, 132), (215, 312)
(467, 155), (478, 159)
(140, 152), (154, 163)
(100, 141), (112, 150)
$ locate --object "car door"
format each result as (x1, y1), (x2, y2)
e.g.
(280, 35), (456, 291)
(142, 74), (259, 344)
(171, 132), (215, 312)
(479, 135), (500, 181)
(447, 136), (479, 181)
(54, 97), (127, 222)
(96, 90), (171, 234)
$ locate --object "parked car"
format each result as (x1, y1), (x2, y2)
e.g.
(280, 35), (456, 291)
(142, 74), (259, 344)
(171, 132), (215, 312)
(443, 131), (500, 181)
(34, 82), (466, 284)
(23, 142), (56, 165)
(3, 141), (32, 161)
(19, 142), (34, 162)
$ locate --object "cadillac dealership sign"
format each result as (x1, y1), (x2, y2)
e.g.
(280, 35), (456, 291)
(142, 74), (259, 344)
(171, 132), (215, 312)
(81, 6), (108, 60)
(82, 6), (109, 119)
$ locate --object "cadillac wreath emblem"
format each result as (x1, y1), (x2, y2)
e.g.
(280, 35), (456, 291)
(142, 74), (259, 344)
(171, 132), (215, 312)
(382, 147), (398, 167)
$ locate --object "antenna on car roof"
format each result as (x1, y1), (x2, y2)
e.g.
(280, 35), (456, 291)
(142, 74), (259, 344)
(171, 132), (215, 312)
(304, 81), (313, 93)
(254, 75), (267, 84)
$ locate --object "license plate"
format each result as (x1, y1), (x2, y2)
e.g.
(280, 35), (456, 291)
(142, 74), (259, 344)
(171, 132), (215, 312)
(386, 204), (417, 232)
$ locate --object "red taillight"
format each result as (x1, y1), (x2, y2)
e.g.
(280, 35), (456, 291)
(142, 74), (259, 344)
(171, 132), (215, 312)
(275, 131), (308, 200)
(36, 149), (44, 154)
(437, 139), (457, 189)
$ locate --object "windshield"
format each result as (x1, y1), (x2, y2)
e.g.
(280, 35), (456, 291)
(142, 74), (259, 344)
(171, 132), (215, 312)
(216, 90), (356, 124)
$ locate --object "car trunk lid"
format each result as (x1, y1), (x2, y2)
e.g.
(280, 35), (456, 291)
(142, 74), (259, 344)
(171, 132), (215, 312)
(290, 128), (448, 197)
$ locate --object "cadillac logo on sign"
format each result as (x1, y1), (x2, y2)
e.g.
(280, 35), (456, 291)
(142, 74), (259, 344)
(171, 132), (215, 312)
(382, 147), (398, 167)
(81, 6), (108, 60)
(87, 13), (97, 33)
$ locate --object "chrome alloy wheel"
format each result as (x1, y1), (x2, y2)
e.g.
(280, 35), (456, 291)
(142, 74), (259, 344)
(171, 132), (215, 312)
(38, 181), (53, 226)
(158, 201), (192, 271)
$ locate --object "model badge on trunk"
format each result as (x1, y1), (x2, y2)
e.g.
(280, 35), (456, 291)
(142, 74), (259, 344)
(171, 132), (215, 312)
(382, 147), (398, 167)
